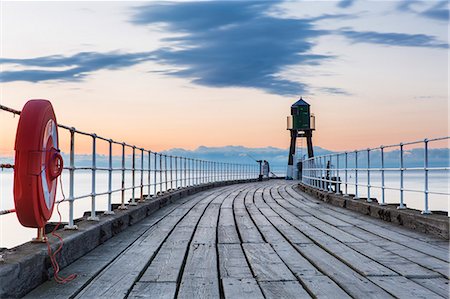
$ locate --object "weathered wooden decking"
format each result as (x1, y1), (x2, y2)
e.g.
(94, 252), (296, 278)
(27, 181), (449, 298)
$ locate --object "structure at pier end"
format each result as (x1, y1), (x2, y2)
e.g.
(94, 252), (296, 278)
(286, 97), (315, 180)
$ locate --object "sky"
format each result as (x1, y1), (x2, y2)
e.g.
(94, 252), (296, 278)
(0, 0), (448, 156)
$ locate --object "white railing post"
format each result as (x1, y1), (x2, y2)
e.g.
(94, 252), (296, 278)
(398, 143), (405, 209)
(159, 154), (163, 193)
(139, 148), (144, 202)
(119, 143), (127, 210)
(422, 139), (432, 214)
(64, 128), (78, 229)
(336, 154), (340, 194)
(130, 146), (137, 206)
(105, 139), (114, 214)
(380, 146), (386, 205)
(343, 152), (348, 197)
(354, 151), (359, 199)
(147, 151), (151, 199)
(367, 149), (372, 202)
(88, 134), (99, 221)
(154, 152), (157, 196)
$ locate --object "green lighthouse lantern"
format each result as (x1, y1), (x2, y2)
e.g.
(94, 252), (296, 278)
(290, 97), (312, 130)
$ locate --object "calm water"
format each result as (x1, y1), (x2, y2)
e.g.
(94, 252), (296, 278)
(0, 169), (448, 249)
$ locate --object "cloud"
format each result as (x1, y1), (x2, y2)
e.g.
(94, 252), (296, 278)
(0, 51), (152, 82)
(130, 1), (334, 96)
(397, 0), (449, 22)
(339, 29), (448, 49)
(337, 0), (355, 9)
(421, 1), (449, 21)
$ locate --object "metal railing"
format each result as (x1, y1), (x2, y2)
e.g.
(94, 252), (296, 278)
(0, 105), (259, 228)
(301, 137), (449, 215)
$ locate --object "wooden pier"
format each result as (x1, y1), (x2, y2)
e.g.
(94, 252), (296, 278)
(26, 181), (449, 298)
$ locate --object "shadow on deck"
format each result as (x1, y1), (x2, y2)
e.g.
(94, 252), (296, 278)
(24, 181), (450, 298)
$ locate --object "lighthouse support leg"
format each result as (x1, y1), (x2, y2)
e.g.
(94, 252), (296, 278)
(287, 130), (297, 180)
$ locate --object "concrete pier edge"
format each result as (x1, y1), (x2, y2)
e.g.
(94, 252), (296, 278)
(0, 179), (256, 298)
(297, 182), (449, 240)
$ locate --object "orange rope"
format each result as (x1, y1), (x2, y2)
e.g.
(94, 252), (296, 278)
(44, 176), (77, 284)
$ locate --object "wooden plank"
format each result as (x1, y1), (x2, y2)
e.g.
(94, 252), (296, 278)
(197, 204), (221, 228)
(128, 282), (176, 299)
(357, 225), (449, 262)
(191, 226), (216, 244)
(234, 212), (264, 243)
(376, 241), (450, 279)
(259, 281), (311, 298)
(294, 244), (394, 298)
(271, 243), (322, 278)
(315, 242), (398, 277)
(347, 242), (442, 278)
(243, 243), (295, 281)
(301, 276), (352, 299)
(369, 276), (442, 299)
(178, 278), (219, 299)
(222, 278), (264, 299)
(218, 244), (253, 279)
(182, 243), (217, 279)
(140, 244), (186, 282)
(218, 225), (240, 244)
(218, 208), (235, 227)
(411, 278), (450, 298)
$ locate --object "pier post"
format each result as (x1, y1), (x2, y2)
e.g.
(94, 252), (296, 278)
(105, 139), (115, 214)
(118, 143), (127, 210)
(422, 139), (432, 214)
(130, 146), (137, 206)
(380, 146), (386, 205)
(354, 151), (359, 199)
(367, 149), (372, 202)
(88, 134), (99, 221)
(398, 143), (405, 209)
(65, 128), (78, 229)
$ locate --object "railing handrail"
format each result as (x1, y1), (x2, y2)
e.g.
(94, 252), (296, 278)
(303, 137), (450, 161)
(0, 104), (261, 230)
(300, 136), (449, 215)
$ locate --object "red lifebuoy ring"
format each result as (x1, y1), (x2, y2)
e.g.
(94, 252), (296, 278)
(13, 100), (63, 228)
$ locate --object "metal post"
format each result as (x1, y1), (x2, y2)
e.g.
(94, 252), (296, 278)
(367, 149), (372, 202)
(380, 146), (386, 205)
(105, 139), (114, 214)
(165, 155), (168, 192)
(119, 143), (127, 210)
(343, 152), (349, 197)
(88, 134), (99, 221)
(184, 157), (187, 187)
(336, 154), (340, 194)
(154, 152), (157, 196)
(422, 139), (431, 214)
(354, 151), (359, 199)
(147, 151), (151, 199)
(130, 146), (137, 206)
(139, 149), (144, 202)
(398, 143), (405, 209)
(170, 155), (173, 190)
(175, 156), (178, 189)
(327, 156), (333, 193)
(65, 128), (78, 229)
(159, 154), (163, 194)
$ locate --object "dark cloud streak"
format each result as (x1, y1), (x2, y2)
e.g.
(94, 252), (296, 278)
(0, 51), (153, 83)
(340, 29), (448, 49)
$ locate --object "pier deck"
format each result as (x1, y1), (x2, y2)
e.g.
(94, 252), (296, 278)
(27, 181), (449, 298)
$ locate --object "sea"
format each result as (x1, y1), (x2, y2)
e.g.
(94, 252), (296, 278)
(0, 168), (448, 249)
